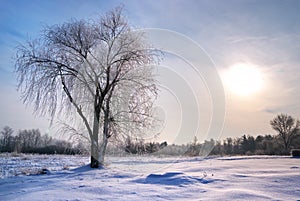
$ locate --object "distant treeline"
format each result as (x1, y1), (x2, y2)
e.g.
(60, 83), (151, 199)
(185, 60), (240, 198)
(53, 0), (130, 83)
(2, 121), (300, 156)
(186, 134), (300, 156)
(0, 126), (86, 155)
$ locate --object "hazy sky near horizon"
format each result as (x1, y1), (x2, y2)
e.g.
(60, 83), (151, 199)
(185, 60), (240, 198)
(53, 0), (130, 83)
(1, 0), (300, 143)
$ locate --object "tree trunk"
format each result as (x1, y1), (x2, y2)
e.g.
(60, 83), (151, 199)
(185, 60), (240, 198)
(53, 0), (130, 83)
(90, 110), (100, 168)
(99, 134), (108, 166)
(90, 118), (100, 168)
(90, 87), (101, 168)
(91, 140), (99, 168)
(99, 88), (113, 166)
(99, 108), (110, 165)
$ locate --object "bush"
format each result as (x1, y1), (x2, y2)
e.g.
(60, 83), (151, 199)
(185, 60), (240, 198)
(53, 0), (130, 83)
(124, 137), (167, 154)
(25, 145), (81, 155)
(291, 149), (300, 157)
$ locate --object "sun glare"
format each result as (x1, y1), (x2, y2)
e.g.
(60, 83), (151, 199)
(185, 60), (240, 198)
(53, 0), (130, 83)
(224, 63), (263, 96)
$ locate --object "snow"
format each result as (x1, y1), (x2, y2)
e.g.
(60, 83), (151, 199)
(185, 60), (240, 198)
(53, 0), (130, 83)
(0, 154), (300, 200)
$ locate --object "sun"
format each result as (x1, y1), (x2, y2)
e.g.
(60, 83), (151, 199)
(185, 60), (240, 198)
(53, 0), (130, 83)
(223, 63), (263, 96)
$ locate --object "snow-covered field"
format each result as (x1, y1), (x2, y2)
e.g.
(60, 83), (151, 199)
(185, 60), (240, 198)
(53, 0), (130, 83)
(0, 154), (299, 200)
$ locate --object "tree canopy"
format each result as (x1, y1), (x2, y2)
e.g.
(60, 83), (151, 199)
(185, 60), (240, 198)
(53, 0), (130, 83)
(15, 7), (160, 167)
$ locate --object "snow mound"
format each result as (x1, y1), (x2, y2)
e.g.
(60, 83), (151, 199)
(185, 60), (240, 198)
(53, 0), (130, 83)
(134, 172), (214, 186)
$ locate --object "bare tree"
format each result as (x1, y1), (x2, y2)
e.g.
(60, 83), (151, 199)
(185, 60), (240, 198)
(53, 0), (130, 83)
(15, 7), (159, 168)
(0, 126), (14, 152)
(270, 114), (300, 153)
(42, 134), (53, 147)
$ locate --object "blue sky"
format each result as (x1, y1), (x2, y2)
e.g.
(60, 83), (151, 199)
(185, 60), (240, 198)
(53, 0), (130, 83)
(1, 0), (300, 143)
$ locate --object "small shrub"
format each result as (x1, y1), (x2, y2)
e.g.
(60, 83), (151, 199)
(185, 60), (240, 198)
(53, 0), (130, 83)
(291, 149), (300, 157)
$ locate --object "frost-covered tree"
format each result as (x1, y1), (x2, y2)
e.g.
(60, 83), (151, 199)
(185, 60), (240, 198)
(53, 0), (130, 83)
(0, 126), (14, 152)
(15, 7), (159, 168)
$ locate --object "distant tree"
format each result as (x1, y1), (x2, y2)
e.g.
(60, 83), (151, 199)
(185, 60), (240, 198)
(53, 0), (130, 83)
(232, 137), (242, 154)
(41, 134), (53, 147)
(270, 114), (300, 153)
(15, 7), (159, 167)
(223, 137), (233, 155)
(0, 126), (14, 152)
(240, 135), (255, 154)
(211, 140), (223, 155)
(259, 135), (278, 155)
(291, 134), (300, 149)
(199, 139), (215, 156)
(16, 129), (42, 152)
(185, 136), (200, 156)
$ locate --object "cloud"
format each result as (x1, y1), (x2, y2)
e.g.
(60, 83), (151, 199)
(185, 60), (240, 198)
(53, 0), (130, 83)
(264, 108), (280, 115)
